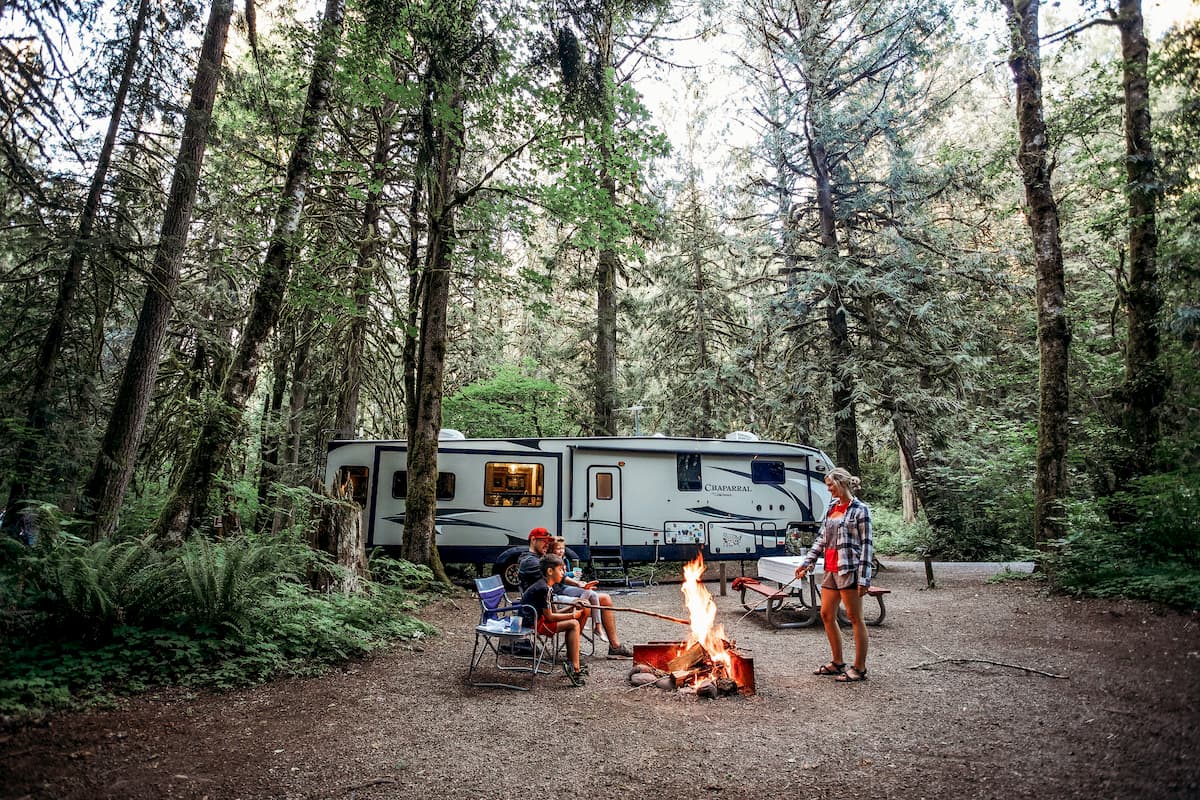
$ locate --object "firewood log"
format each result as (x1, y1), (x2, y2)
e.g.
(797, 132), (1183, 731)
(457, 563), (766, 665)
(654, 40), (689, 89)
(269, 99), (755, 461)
(667, 642), (706, 673)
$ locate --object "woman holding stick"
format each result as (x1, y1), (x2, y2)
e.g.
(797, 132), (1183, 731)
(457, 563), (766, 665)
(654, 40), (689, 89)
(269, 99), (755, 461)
(794, 467), (874, 683)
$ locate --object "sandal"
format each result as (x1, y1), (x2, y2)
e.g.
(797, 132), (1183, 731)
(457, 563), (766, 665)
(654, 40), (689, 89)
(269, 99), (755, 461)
(813, 662), (845, 676)
(836, 666), (867, 682)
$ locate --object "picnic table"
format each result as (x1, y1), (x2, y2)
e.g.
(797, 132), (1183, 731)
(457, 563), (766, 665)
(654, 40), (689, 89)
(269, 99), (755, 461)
(732, 555), (889, 629)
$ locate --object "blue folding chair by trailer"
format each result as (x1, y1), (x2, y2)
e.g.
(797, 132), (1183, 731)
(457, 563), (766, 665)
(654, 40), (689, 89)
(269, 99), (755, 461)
(468, 575), (557, 690)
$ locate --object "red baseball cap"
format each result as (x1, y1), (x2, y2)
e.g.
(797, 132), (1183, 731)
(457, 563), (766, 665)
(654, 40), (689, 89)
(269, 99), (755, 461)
(528, 527), (551, 541)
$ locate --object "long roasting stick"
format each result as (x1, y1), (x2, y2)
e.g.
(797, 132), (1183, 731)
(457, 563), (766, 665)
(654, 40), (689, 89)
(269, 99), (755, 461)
(576, 604), (689, 626)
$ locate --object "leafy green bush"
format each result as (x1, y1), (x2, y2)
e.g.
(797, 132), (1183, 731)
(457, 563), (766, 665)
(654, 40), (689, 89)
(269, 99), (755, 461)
(441, 363), (570, 437)
(0, 535), (439, 719)
(4, 531), (172, 637)
(169, 534), (303, 630)
(1049, 469), (1200, 610)
(870, 506), (934, 557)
(920, 420), (1037, 560)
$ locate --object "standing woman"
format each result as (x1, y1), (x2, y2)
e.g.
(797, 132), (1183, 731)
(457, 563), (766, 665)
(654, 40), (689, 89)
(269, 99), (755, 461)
(794, 467), (874, 682)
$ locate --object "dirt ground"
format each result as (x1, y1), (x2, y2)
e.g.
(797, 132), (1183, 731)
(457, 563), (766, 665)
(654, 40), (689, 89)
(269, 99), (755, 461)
(1, 561), (1198, 800)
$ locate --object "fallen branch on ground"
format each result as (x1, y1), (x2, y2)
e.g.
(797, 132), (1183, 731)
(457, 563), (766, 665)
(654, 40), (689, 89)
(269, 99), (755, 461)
(907, 657), (1068, 679)
(337, 777), (397, 793)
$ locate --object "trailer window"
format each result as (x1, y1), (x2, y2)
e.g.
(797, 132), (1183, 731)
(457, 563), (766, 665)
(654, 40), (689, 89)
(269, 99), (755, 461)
(595, 472), (613, 500)
(751, 460), (786, 484)
(677, 453), (702, 492)
(335, 466), (369, 506)
(484, 462), (544, 507)
(391, 471), (456, 500)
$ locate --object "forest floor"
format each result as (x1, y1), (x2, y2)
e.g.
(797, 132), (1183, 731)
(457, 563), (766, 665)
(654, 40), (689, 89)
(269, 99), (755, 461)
(1, 561), (1198, 800)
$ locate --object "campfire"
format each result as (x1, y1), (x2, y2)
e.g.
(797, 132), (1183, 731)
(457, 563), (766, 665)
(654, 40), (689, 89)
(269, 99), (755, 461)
(630, 555), (755, 697)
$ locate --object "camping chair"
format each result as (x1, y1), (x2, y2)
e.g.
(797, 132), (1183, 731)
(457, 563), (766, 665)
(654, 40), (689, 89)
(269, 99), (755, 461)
(467, 575), (557, 690)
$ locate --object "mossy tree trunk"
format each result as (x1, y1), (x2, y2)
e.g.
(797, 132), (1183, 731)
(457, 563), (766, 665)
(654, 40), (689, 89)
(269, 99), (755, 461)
(1002, 0), (1071, 550)
(82, 0), (236, 539)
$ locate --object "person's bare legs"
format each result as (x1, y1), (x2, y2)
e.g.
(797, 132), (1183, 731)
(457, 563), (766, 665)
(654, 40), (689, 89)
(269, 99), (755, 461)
(583, 589), (603, 638)
(598, 593), (623, 647)
(819, 588), (844, 667)
(558, 619), (581, 671)
(841, 590), (868, 674)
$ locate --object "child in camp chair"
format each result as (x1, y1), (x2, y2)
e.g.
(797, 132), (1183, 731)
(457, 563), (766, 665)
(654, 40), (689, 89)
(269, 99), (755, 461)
(519, 554), (587, 686)
(550, 537), (604, 642)
(544, 536), (634, 659)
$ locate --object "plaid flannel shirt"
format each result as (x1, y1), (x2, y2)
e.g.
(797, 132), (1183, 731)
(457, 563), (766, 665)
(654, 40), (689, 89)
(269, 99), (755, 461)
(799, 497), (874, 587)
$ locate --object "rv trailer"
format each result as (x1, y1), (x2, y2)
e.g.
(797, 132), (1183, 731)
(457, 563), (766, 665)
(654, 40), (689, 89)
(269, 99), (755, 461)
(324, 434), (835, 587)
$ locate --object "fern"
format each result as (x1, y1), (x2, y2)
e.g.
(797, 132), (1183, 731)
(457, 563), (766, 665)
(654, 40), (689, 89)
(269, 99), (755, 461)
(30, 533), (167, 635)
(170, 535), (302, 630)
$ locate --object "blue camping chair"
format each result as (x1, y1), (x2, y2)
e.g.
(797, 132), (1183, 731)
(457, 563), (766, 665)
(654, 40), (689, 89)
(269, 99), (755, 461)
(467, 575), (558, 690)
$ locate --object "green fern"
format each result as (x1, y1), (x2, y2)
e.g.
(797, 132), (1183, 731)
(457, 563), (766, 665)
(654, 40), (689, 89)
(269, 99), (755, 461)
(170, 536), (301, 630)
(30, 533), (167, 635)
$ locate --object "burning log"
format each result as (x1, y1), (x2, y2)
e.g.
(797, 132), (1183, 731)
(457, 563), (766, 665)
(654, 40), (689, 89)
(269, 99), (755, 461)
(666, 642), (706, 673)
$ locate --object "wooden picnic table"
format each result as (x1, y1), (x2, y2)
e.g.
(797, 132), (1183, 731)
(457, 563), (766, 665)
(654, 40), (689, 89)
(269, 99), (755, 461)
(734, 556), (889, 628)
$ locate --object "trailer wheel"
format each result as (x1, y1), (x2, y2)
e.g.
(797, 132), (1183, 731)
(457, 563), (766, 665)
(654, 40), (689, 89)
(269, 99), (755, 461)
(500, 557), (522, 591)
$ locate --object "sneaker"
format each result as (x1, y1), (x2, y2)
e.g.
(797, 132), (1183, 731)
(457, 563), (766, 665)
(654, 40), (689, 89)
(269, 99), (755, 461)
(607, 643), (634, 659)
(578, 662), (590, 676)
(562, 662), (586, 687)
(596, 628), (609, 644)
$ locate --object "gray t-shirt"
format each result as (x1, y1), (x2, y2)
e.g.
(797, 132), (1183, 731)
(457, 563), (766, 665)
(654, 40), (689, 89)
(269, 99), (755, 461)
(517, 550), (542, 591)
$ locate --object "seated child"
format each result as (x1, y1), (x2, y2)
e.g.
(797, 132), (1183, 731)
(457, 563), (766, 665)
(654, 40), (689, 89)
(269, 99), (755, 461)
(519, 554), (587, 686)
(547, 537), (633, 658)
(550, 537), (603, 640)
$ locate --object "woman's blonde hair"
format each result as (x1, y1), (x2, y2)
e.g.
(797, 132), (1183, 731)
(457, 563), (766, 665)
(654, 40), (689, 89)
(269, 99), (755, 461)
(826, 467), (862, 497)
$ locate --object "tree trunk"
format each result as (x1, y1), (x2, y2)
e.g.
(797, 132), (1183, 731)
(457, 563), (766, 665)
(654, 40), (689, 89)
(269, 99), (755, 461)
(690, 193), (713, 437)
(591, 14), (619, 437)
(271, 320), (311, 536)
(1002, 0), (1070, 549)
(4, 0), (150, 524)
(891, 403), (955, 537)
(334, 106), (395, 439)
(810, 136), (860, 475)
(898, 435), (918, 523)
(402, 65), (458, 584)
(255, 342), (289, 530)
(153, 0), (345, 540)
(310, 487), (369, 593)
(1117, 0), (1166, 472)
(402, 157), (425, 442)
(82, 0), (235, 539)
(595, 235), (619, 436)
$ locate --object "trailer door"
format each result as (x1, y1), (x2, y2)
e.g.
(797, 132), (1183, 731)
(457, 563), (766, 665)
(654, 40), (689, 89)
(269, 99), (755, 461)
(586, 465), (622, 546)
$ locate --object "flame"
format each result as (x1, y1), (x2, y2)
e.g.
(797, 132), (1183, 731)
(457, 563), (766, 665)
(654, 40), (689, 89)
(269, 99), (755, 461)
(681, 555), (731, 673)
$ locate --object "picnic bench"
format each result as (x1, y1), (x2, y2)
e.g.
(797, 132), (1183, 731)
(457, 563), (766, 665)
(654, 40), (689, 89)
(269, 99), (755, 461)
(734, 556), (890, 629)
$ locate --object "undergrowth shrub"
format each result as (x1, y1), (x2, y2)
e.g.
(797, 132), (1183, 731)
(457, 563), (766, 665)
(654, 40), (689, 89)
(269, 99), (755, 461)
(170, 535), (303, 630)
(0, 534), (440, 719)
(869, 507), (933, 557)
(1049, 469), (1200, 610)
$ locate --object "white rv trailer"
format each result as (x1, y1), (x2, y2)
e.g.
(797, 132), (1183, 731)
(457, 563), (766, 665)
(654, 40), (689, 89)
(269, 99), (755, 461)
(324, 434), (835, 587)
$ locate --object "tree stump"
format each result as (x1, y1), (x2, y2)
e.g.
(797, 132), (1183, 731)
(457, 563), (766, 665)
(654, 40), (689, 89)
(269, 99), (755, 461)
(309, 487), (369, 593)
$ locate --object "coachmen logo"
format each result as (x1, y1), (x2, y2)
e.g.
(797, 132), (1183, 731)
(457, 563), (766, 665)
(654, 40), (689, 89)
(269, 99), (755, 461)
(705, 484), (752, 492)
